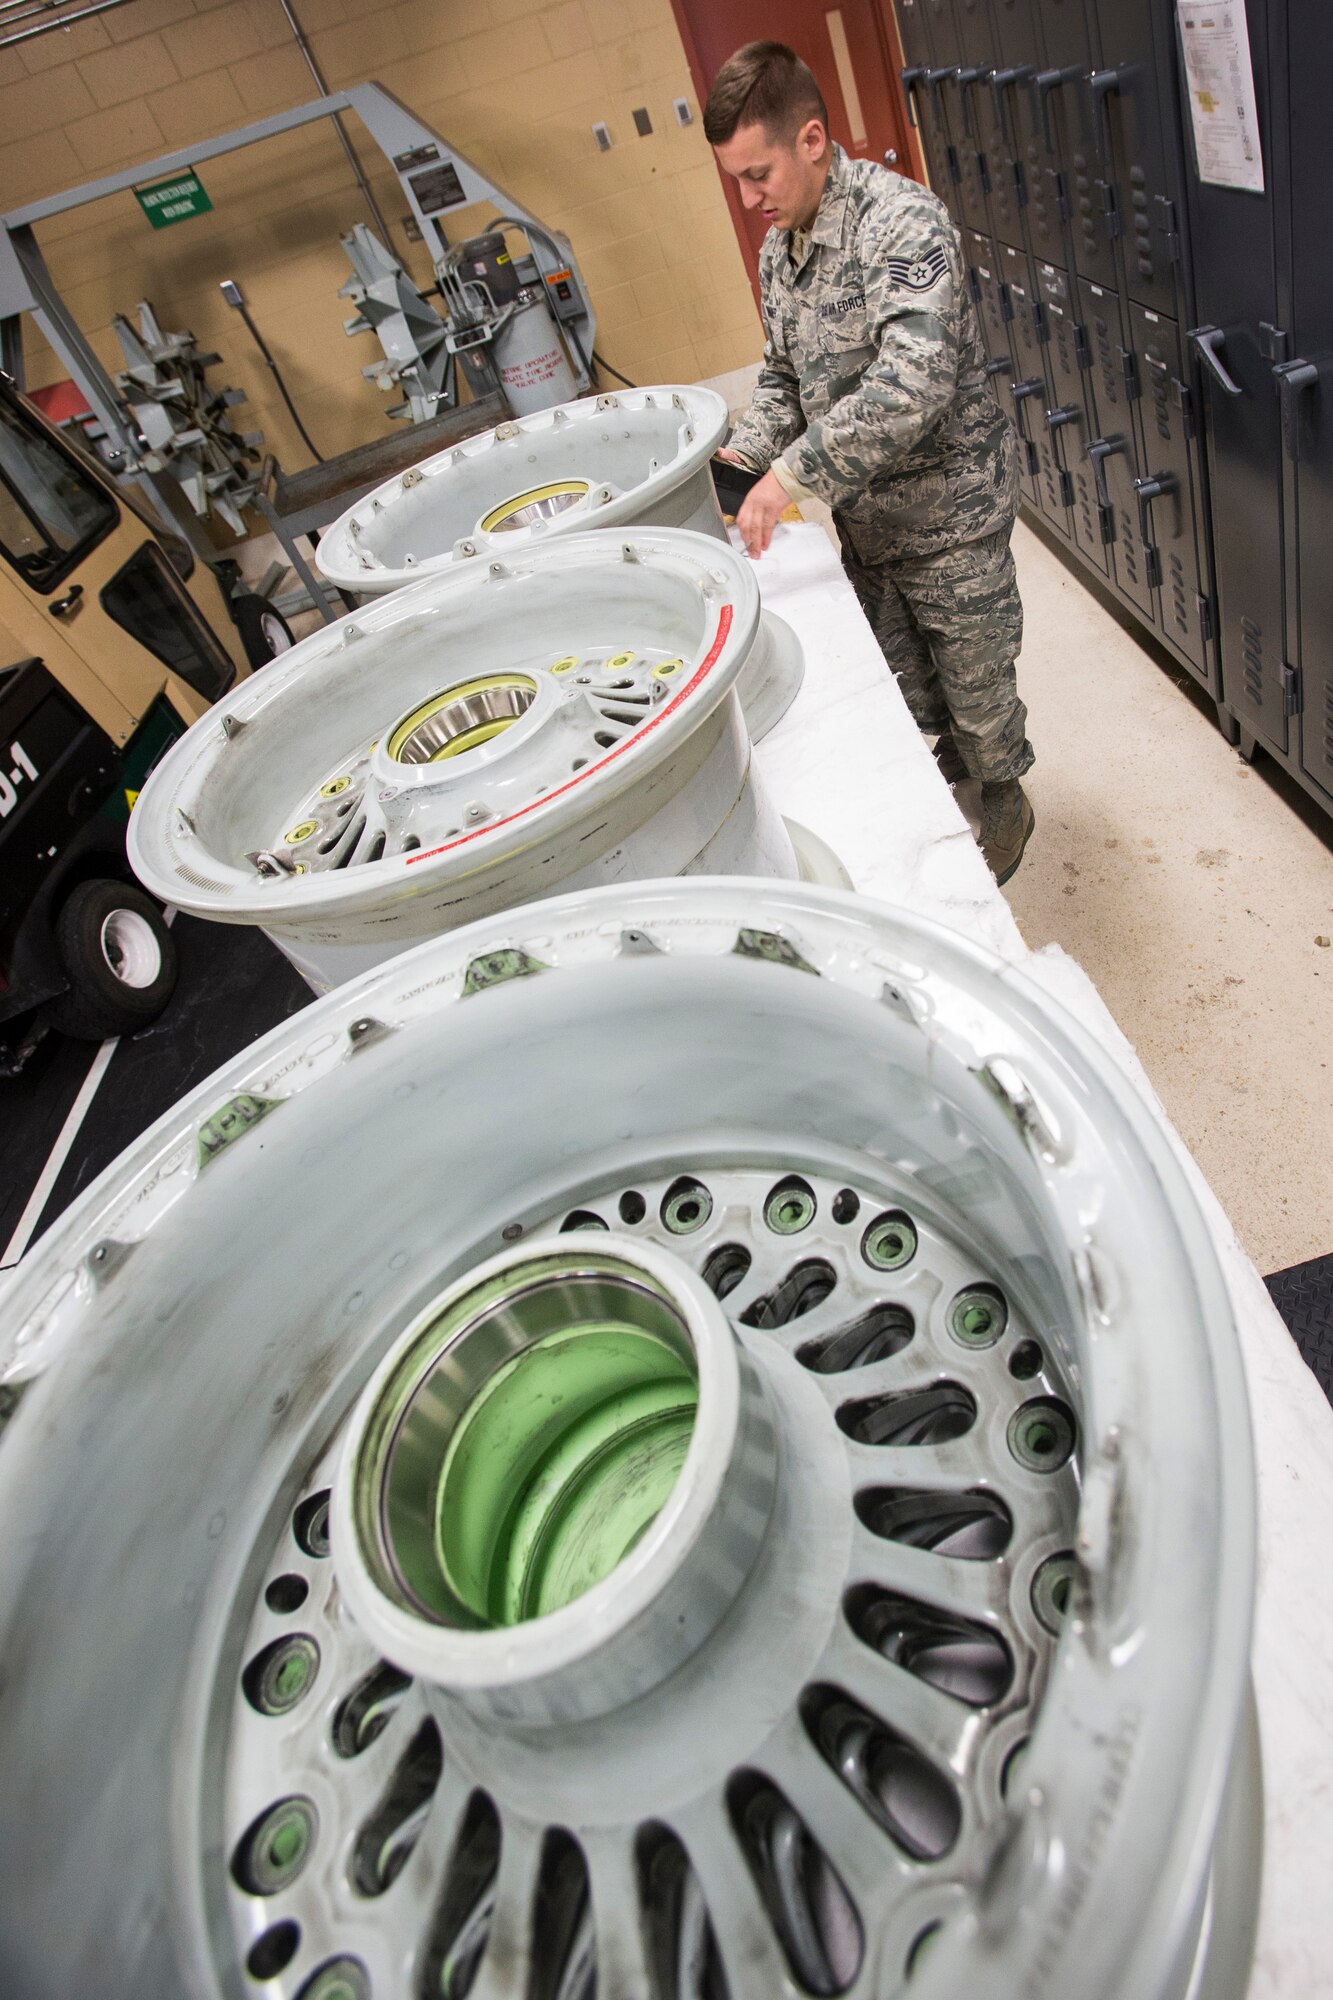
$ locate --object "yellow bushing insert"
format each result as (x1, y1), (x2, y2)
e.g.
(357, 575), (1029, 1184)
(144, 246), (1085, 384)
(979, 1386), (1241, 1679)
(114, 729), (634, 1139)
(285, 820), (319, 844)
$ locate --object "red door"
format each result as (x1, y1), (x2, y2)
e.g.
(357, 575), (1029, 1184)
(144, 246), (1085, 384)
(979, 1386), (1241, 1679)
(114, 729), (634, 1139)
(671, 0), (923, 281)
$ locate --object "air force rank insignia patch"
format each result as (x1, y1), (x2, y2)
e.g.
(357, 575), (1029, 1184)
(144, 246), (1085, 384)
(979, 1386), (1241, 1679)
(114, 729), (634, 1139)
(886, 245), (949, 292)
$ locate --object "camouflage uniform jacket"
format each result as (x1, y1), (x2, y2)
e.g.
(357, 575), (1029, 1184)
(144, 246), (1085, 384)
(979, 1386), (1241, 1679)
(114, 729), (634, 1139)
(728, 147), (1020, 561)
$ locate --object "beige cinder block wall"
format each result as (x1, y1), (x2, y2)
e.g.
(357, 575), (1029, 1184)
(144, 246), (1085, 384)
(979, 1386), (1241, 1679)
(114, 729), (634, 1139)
(1, 0), (762, 483)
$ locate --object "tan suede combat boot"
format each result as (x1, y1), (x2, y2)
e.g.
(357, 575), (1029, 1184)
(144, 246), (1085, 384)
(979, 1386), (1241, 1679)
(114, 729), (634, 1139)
(980, 779), (1036, 885)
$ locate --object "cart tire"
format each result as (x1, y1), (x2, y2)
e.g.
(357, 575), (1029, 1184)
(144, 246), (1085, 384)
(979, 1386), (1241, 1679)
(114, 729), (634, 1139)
(233, 592), (294, 669)
(46, 879), (177, 1041)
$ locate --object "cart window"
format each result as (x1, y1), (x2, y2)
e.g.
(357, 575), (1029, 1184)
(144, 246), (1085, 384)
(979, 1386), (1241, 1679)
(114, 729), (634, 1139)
(100, 542), (235, 701)
(0, 394), (117, 592)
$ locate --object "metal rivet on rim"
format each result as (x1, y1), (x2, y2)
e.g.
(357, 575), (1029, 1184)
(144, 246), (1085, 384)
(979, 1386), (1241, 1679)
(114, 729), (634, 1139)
(861, 1210), (917, 1271)
(948, 1286), (1008, 1349)
(1008, 1399), (1076, 1473)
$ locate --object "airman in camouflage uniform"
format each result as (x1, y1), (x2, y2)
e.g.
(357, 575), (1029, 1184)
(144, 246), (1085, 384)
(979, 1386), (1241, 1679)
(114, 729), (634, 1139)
(728, 144), (1032, 798)
(702, 50), (1035, 879)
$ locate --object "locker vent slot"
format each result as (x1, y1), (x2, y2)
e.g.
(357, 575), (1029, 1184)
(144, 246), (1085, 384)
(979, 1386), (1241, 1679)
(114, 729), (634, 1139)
(1240, 616), (1267, 712)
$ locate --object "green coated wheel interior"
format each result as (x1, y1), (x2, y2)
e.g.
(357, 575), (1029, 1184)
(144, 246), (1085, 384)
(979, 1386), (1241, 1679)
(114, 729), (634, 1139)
(357, 1256), (703, 1632)
(436, 1321), (698, 1627)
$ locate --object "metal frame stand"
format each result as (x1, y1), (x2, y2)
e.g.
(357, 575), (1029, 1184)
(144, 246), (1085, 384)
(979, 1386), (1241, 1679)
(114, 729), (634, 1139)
(0, 84), (596, 564)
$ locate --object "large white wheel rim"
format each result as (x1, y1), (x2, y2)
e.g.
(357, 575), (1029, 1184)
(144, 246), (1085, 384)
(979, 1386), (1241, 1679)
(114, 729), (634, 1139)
(0, 880), (1258, 2000)
(127, 532), (800, 977)
(314, 388), (730, 595)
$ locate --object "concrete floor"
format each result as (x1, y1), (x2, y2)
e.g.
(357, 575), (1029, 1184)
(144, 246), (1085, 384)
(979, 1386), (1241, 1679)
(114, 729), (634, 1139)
(711, 364), (1333, 1272)
(1000, 519), (1333, 1276)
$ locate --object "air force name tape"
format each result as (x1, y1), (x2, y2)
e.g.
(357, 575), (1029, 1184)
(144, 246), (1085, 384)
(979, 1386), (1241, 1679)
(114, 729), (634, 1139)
(820, 291), (867, 319)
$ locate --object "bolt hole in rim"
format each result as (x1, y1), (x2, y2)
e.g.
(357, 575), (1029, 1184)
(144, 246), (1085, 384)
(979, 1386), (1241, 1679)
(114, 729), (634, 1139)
(0, 883), (1258, 2000)
(99, 907), (162, 988)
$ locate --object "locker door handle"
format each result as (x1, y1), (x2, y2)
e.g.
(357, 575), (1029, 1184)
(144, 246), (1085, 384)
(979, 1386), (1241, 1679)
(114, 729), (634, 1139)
(985, 357), (1014, 379)
(1133, 472), (1177, 587)
(1034, 66), (1080, 151)
(1011, 379), (1045, 474)
(1047, 407), (1083, 507)
(1188, 325), (1243, 397)
(926, 66), (960, 107)
(1087, 66), (1132, 167)
(1088, 66), (1128, 129)
(957, 65), (989, 137)
(991, 65), (1033, 141)
(1087, 436), (1128, 543)
(900, 67), (925, 127)
(1274, 358), (1318, 462)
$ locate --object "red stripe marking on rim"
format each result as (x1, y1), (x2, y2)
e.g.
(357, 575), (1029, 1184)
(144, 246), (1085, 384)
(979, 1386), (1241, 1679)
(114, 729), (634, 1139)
(405, 603), (734, 866)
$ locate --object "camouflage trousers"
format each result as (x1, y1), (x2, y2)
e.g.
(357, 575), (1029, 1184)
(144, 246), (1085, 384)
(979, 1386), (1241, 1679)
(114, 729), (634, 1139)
(838, 526), (1034, 783)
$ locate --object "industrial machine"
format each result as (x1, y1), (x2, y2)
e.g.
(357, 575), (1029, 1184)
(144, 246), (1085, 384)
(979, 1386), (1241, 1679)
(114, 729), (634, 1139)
(127, 528), (807, 991)
(56, 300), (264, 536)
(0, 85), (596, 569)
(0, 374), (283, 1061)
(0, 876), (1260, 1998)
(341, 220), (581, 426)
(314, 385), (807, 740)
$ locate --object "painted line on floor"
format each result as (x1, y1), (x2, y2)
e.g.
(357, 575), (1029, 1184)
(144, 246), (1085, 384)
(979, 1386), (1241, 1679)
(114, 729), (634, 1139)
(0, 1035), (120, 1270)
(0, 908), (178, 1273)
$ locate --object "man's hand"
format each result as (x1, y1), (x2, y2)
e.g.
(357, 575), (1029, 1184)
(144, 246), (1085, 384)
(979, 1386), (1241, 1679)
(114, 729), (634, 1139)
(736, 469), (789, 558)
(714, 446), (747, 466)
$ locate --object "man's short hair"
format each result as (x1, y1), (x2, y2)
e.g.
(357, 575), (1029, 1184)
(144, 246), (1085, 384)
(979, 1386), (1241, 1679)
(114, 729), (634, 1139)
(703, 42), (829, 146)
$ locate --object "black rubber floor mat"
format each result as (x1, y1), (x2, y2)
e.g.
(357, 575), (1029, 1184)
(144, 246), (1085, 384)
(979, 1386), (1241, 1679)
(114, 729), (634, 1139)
(4, 916), (311, 1261)
(1265, 1255), (1333, 1407)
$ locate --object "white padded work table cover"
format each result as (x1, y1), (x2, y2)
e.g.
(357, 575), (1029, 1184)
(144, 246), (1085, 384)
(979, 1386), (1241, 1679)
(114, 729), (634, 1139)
(752, 520), (1333, 2000)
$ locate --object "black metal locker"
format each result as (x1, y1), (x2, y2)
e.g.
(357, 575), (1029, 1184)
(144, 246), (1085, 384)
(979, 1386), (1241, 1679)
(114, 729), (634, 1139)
(1284, 0), (1333, 801)
(897, 0), (959, 207)
(1078, 275), (1156, 617)
(965, 227), (1014, 369)
(1126, 301), (1210, 680)
(948, 0), (1005, 237)
(1083, 0), (1184, 317)
(1028, 1), (1102, 275)
(999, 239), (1071, 530)
(984, 0), (1044, 252)
(1036, 258), (1108, 571)
(1177, 0), (1288, 754)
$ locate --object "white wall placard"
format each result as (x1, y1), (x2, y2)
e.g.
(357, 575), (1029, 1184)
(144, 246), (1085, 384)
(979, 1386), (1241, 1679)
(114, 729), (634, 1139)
(1177, 0), (1265, 193)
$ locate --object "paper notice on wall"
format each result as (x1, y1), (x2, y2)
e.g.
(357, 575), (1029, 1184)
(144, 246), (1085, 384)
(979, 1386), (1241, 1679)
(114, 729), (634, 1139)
(1177, 1), (1265, 193)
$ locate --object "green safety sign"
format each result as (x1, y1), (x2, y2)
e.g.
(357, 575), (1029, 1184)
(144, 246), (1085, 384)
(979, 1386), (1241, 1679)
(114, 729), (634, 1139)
(134, 170), (212, 228)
